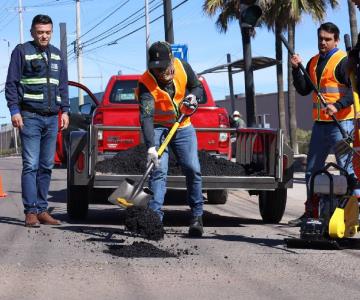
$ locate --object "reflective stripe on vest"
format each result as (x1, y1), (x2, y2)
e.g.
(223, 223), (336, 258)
(309, 50), (354, 121)
(138, 58), (191, 128)
(20, 78), (59, 86)
(23, 93), (44, 101)
(25, 54), (43, 60)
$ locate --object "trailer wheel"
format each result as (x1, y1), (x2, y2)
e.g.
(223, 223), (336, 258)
(258, 188), (287, 223)
(67, 185), (89, 220)
(207, 190), (228, 204)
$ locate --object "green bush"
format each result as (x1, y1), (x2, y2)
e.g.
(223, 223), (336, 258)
(296, 128), (312, 154)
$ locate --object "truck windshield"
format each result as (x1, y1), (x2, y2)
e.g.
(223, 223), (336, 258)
(110, 80), (138, 104)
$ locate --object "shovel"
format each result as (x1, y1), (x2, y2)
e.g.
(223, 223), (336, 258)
(108, 98), (198, 208)
(278, 33), (354, 156)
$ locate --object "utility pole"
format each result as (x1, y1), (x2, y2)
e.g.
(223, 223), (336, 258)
(145, 0), (150, 67)
(227, 53), (235, 114)
(241, 27), (256, 127)
(59, 23), (68, 68)
(18, 0), (24, 43)
(163, 0), (174, 43)
(76, 0), (84, 105)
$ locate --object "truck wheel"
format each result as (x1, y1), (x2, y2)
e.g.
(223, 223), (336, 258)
(67, 185), (89, 220)
(207, 190), (228, 204)
(258, 188), (287, 223)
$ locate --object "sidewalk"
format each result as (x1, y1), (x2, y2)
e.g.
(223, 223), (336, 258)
(293, 154), (336, 172)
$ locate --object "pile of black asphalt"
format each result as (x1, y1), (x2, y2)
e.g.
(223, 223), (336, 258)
(124, 206), (164, 241)
(94, 144), (261, 176)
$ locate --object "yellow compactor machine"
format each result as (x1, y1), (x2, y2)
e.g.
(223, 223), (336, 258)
(286, 163), (360, 249)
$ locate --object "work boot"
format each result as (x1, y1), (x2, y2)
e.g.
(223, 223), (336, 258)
(288, 213), (308, 227)
(37, 212), (61, 225)
(25, 213), (40, 227)
(188, 216), (203, 237)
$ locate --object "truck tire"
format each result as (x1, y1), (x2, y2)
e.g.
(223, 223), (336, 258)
(258, 188), (287, 223)
(207, 189), (228, 205)
(67, 185), (89, 220)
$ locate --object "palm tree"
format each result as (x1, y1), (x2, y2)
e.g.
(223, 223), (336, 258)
(261, 0), (338, 154)
(347, 0), (358, 46)
(203, 0), (261, 127)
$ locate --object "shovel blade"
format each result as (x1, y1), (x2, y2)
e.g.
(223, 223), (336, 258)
(108, 178), (152, 208)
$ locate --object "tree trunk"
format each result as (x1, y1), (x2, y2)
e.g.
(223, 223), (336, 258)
(241, 25), (256, 127)
(348, 0), (358, 46)
(275, 23), (287, 138)
(287, 22), (298, 154)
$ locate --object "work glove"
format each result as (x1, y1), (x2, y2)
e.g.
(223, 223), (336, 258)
(183, 94), (198, 110)
(147, 146), (160, 168)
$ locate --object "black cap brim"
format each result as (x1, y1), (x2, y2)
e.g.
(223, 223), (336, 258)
(148, 60), (171, 69)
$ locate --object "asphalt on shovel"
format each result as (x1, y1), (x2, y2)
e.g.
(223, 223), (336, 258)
(279, 33), (355, 157)
(108, 99), (198, 208)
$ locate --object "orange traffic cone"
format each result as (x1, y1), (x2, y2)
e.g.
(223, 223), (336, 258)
(0, 175), (8, 197)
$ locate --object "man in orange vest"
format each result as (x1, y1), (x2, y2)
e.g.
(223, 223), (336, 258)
(288, 22), (358, 226)
(137, 41), (204, 237)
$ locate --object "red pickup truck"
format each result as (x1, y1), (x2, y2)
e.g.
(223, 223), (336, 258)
(56, 75), (231, 164)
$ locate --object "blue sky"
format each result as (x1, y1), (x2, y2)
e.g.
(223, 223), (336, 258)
(0, 0), (359, 123)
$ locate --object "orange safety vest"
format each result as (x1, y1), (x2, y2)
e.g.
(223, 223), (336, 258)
(138, 58), (191, 128)
(309, 49), (354, 121)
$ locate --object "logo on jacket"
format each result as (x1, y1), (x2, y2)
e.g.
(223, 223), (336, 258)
(51, 63), (58, 71)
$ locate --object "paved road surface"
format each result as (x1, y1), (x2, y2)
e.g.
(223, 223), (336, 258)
(0, 156), (359, 300)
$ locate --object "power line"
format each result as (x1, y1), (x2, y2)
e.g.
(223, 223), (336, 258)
(0, 14), (17, 34)
(73, 0), (159, 48)
(81, 0), (189, 56)
(26, 0), (95, 8)
(81, 1), (162, 49)
(67, 0), (160, 59)
(79, 0), (129, 40)
(67, 0), (189, 60)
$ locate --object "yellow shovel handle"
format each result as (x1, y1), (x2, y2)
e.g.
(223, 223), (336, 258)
(350, 71), (360, 116)
(157, 121), (180, 157)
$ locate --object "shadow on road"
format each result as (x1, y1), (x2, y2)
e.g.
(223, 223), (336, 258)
(50, 207), (263, 228)
(0, 216), (24, 226)
(199, 233), (293, 252)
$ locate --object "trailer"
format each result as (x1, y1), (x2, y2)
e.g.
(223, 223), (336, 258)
(67, 125), (293, 223)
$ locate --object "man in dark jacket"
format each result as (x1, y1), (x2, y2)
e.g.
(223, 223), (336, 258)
(5, 15), (69, 227)
(137, 41), (204, 237)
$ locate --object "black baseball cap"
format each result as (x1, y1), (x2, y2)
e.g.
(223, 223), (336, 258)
(148, 41), (173, 69)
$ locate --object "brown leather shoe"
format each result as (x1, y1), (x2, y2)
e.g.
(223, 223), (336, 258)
(25, 213), (40, 227)
(37, 212), (61, 225)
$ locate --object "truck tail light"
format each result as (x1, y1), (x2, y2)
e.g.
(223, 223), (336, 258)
(76, 151), (85, 173)
(218, 113), (230, 147)
(93, 111), (103, 150)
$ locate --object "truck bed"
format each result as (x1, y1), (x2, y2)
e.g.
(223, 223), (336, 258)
(90, 126), (292, 191)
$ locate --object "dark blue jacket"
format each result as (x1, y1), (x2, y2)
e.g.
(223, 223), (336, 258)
(5, 41), (69, 116)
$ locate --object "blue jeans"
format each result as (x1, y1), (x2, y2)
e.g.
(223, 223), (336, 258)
(149, 125), (203, 220)
(305, 120), (360, 212)
(20, 111), (58, 214)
